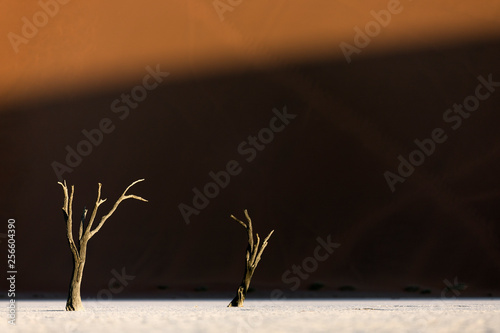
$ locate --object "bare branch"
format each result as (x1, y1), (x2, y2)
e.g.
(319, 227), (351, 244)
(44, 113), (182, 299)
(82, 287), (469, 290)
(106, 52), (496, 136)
(123, 179), (148, 197)
(243, 209), (252, 224)
(59, 182), (69, 223)
(254, 230), (274, 268)
(58, 181), (79, 260)
(89, 179), (147, 238)
(244, 209), (254, 253)
(249, 233), (260, 267)
(84, 183), (105, 236)
(58, 181), (69, 213)
(230, 214), (247, 229)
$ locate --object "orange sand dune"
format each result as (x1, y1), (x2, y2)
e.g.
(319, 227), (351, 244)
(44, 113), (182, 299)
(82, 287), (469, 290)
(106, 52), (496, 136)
(1, 0), (500, 107)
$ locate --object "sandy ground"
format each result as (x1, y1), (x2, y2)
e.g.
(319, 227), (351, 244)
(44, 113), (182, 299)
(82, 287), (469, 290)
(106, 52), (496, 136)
(1, 299), (499, 333)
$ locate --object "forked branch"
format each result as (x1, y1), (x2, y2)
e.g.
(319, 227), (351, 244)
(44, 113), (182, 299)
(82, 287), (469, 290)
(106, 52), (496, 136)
(230, 210), (274, 272)
(88, 179), (148, 238)
(58, 179), (148, 249)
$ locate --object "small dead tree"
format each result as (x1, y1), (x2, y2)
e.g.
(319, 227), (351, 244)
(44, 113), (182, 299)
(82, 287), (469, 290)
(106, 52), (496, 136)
(58, 179), (147, 311)
(228, 209), (274, 307)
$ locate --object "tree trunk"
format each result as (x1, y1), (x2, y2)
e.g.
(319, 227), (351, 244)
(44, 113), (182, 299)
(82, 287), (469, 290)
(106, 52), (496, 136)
(66, 258), (86, 311)
(228, 271), (252, 307)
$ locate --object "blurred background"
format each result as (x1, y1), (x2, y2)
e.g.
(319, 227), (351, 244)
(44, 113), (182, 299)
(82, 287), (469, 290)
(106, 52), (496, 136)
(1, 0), (500, 299)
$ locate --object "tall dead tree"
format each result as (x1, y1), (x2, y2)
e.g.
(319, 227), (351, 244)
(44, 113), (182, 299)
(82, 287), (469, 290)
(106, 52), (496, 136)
(58, 179), (147, 311)
(228, 209), (274, 307)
